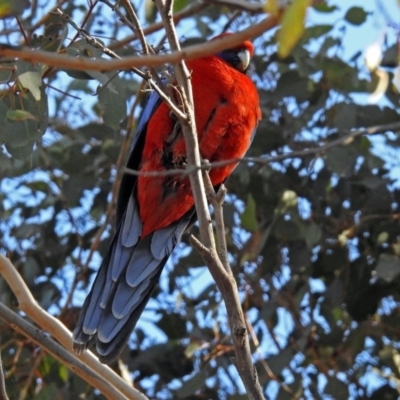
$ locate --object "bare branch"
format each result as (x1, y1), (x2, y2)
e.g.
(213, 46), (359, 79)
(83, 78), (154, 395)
(109, 1), (209, 50)
(0, 352), (8, 400)
(148, 78), (188, 120)
(119, 0), (151, 55)
(201, 168), (231, 273)
(0, 254), (148, 400)
(0, 15), (280, 71)
(0, 303), (127, 400)
(155, 0), (215, 247)
(189, 235), (265, 400)
(53, 7), (187, 120)
(120, 120), (400, 177)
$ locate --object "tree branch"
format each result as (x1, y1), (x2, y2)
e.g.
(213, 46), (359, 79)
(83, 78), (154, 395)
(0, 254), (148, 400)
(189, 235), (264, 400)
(155, 0), (215, 247)
(0, 15), (280, 71)
(0, 303), (127, 400)
(155, 1), (264, 398)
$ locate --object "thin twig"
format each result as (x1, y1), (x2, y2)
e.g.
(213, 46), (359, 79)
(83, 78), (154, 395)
(109, 1), (209, 50)
(189, 234), (265, 400)
(52, 8), (147, 80)
(119, 120), (400, 177)
(53, 7), (187, 119)
(0, 352), (9, 400)
(70, 0), (98, 45)
(245, 316), (294, 396)
(119, 0), (151, 55)
(201, 169), (231, 273)
(17, 351), (44, 400)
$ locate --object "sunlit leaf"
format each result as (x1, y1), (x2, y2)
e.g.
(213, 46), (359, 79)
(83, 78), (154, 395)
(393, 65), (400, 93)
(241, 193), (258, 231)
(368, 68), (389, 103)
(17, 63), (42, 101)
(6, 109), (37, 121)
(277, 0), (311, 58)
(264, 0), (280, 15)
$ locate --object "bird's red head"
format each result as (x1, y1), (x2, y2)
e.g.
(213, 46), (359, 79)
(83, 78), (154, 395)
(211, 32), (254, 72)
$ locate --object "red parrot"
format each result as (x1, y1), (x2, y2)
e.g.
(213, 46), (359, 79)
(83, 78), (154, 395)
(73, 33), (261, 363)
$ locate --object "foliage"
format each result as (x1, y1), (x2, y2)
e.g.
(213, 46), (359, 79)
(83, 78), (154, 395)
(1, 0), (400, 399)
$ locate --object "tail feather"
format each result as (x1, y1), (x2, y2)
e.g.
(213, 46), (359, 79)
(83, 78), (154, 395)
(95, 281), (159, 363)
(121, 194), (141, 247)
(73, 206), (195, 363)
(126, 237), (162, 286)
(151, 217), (190, 259)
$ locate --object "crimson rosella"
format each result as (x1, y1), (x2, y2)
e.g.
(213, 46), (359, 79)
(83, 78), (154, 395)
(73, 33), (261, 363)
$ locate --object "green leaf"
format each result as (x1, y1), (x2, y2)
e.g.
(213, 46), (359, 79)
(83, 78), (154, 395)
(266, 346), (294, 375)
(0, 64), (14, 83)
(16, 60), (42, 101)
(305, 223), (322, 248)
(303, 24), (333, 42)
(174, 0), (187, 12)
(58, 364), (69, 383)
(273, 70), (310, 102)
(6, 109), (37, 121)
(375, 254), (400, 283)
(0, 85), (48, 158)
(274, 218), (302, 241)
(344, 6), (368, 25)
(313, 3), (337, 13)
(17, 69), (42, 101)
(35, 383), (59, 400)
(175, 370), (208, 398)
(4, 141), (34, 159)
(145, 0), (157, 23)
(329, 102), (357, 131)
(66, 39), (104, 58)
(241, 194), (258, 231)
(325, 145), (358, 177)
(157, 312), (187, 340)
(98, 77), (127, 130)
(324, 377), (349, 398)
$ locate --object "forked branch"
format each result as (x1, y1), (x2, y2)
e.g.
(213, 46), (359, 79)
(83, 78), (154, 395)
(154, 1), (265, 398)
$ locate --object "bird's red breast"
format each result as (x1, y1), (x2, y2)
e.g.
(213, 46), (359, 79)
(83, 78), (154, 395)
(137, 49), (261, 237)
